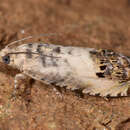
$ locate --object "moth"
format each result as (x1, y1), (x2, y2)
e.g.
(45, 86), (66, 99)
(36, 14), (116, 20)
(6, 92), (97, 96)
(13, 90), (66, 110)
(0, 37), (130, 97)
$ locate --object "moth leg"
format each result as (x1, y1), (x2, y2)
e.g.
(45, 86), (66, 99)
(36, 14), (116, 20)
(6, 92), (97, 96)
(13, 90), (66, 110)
(53, 86), (63, 99)
(14, 73), (27, 89)
(12, 73), (31, 98)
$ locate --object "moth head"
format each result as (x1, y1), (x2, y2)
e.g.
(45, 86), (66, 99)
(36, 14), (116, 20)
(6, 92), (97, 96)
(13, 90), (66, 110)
(0, 45), (38, 70)
(2, 54), (10, 64)
(0, 47), (20, 68)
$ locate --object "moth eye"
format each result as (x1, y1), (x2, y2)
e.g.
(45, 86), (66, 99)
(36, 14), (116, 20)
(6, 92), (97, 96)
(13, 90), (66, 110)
(2, 55), (10, 64)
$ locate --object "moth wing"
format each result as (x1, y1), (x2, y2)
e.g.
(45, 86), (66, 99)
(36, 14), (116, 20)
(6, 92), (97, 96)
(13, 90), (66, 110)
(82, 78), (130, 97)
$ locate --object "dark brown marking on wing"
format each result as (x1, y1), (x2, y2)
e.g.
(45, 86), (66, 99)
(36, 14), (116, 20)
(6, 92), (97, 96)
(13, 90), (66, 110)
(90, 49), (130, 82)
(41, 56), (46, 67)
(53, 47), (61, 53)
(26, 49), (32, 58)
(50, 54), (58, 67)
(96, 72), (105, 78)
(68, 50), (72, 55)
(100, 65), (107, 70)
(37, 44), (43, 53)
(28, 43), (33, 48)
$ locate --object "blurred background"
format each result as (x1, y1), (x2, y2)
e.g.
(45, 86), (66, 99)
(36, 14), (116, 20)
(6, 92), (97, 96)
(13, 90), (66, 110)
(0, 0), (130, 129)
(0, 0), (130, 54)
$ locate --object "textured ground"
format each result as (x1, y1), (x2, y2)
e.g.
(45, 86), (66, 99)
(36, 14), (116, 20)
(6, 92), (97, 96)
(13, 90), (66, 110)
(0, 0), (130, 129)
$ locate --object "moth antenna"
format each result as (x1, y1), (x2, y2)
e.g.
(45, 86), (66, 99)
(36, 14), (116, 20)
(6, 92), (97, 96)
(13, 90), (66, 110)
(6, 33), (61, 49)
(6, 35), (33, 48)
(7, 52), (60, 58)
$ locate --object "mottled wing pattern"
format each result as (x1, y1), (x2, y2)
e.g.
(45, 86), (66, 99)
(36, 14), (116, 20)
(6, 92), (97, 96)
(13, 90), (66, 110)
(87, 49), (130, 97)
(90, 49), (130, 82)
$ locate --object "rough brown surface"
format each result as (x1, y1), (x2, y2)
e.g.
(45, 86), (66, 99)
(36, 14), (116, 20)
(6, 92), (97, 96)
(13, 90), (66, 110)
(0, 0), (130, 130)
